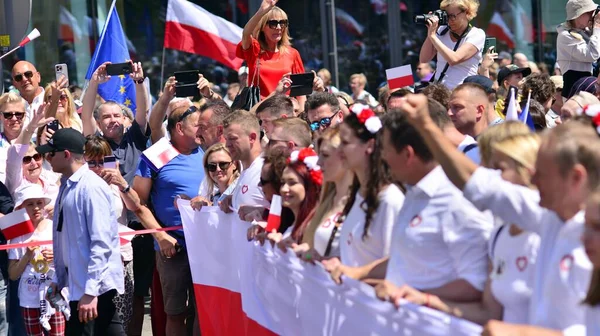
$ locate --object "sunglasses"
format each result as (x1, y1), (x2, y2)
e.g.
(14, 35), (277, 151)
(178, 106), (198, 122)
(86, 159), (105, 168)
(47, 94), (68, 101)
(13, 71), (35, 82)
(2, 112), (25, 120)
(310, 111), (338, 132)
(207, 161), (232, 172)
(267, 19), (288, 29)
(22, 153), (42, 164)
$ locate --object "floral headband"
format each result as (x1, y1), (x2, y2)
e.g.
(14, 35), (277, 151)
(351, 103), (382, 134)
(288, 148), (323, 186)
(578, 104), (600, 134)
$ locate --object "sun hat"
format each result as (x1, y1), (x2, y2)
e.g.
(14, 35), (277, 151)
(14, 184), (52, 209)
(566, 0), (598, 21)
(550, 76), (564, 90)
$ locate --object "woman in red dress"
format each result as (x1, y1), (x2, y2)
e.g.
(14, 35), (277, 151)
(237, 0), (305, 102)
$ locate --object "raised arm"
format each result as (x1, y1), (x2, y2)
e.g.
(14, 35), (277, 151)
(131, 61), (149, 133)
(425, 17), (480, 66)
(82, 62), (112, 136)
(149, 77), (176, 144)
(242, 0), (278, 49)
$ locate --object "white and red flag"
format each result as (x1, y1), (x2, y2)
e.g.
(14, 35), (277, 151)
(486, 12), (515, 49)
(264, 195), (281, 232)
(141, 137), (180, 172)
(0, 209), (35, 240)
(386, 65), (414, 90)
(165, 0), (243, 70)
(19, 29), (41, 47)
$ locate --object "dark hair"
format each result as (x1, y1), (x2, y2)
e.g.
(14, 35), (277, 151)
(520, 99), (547, 131)
(200, 99), (231, 126)
(381, 109), (435, 162)
(521, 74), (556, 106)
(263, 146), (293, 233)
(426, 98), (453, 129)
(339, 112), (392, 239)
(387, 88), (412, 103)
(256, 94), (294, 118)
(285, 160), (322, 242)
(306, 92), (340, 113)
(421, 83), (451, 109)
(85, 135), (112, 158)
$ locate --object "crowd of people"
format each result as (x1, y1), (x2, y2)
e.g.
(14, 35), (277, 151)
(0, 0), (599, 335)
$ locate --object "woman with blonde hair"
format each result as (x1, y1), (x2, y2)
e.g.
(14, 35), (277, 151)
(477, 121), (532, 165)
(237, 0), (305, 99)
(196, 143), (240, 206)
(42, 80), (83, 131)
(419, 0), (486, 89)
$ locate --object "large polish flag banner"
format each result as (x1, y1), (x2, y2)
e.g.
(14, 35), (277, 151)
(178, 201), (483, 336)
(165, 0), (243, 70)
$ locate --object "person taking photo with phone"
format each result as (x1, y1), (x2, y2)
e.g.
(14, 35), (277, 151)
(419, 0), (486, 90)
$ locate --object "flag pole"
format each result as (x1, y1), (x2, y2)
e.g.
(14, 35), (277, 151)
(160, 46), (166, 89)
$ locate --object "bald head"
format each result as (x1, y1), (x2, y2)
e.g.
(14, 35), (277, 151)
(513, 53), (529, 68)
(11, 61), (41, 102)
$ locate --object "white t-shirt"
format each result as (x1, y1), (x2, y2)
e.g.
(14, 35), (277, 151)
(385, 166), (492, 291)
(464, 168), (592, 334)
(434, 26), (485, 90)
(313, 212), (343, 257)
(339, 185), (404, 267)
(232, 156), (269, 212)
(585, 304), (600, 336)
(8, 221), (55, 308)
(489, 223), (540, 324)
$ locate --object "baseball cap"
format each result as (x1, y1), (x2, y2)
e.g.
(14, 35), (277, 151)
(497, 65), (532, 86)
(14, 184), (51, 209)
(463, 75), (495, 94)
(498, 51), (512, 60)
(36, 128), (87, 155)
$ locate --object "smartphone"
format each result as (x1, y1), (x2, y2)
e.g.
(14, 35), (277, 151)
(103, 155), (117, 169)
(289, 72), (314, 97)
(174, 70), (199, 84)
(483, 37), (497, 55)
(54, 63), (69, 87)
(105, 62), (133, 76)
(47, 120), (60, 132)
(175, 83), (200, 98)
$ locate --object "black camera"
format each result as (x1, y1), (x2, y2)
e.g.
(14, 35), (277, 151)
(414, 10), (448, 26)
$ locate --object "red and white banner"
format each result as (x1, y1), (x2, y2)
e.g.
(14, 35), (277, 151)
(165, 0), (243, 70)
(386, 65), (414, 90)
(141, 137), (180, 172)
(486, 12), (515, 49)
(0, 209), (34, 240)
(178, 202), (483, 336)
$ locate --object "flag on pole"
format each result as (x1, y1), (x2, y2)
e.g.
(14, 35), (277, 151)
(0, 209), (34, 240)
(85, 1), (137, 113)
(519, 90), (536, 130)
(386, 65), (414, 90)
(265, 195), (282, 232)
(19, 29), (41, 47)
(165, 0), (243, 70)
(141, 137), (180, 172)
(504, 86), (519, 121)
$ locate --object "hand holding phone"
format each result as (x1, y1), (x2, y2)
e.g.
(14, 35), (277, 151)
(46, 120), (60, 132)
(289, 72), (315, 97)
(55, 64), (69, 87)
(103, 156), (117, 170)
(105, 62), (133, 76)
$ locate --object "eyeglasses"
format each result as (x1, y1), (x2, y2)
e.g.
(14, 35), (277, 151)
(86, 159), (104, 168)
(207, 161), (232, 172)
(13, 71), (34, 82)
(178, 106), (198, 122)
(267, 19), (288, 29)
(310, 111), (339, 131)
(22, 153), (42, 164)
(47, 94), (68, 101)
(447, 10), (464, 21)
(2, 112), (25, 120)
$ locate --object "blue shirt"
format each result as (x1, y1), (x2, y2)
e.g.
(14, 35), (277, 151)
(135, 147), (205, 251)
(53, 164), (124, 301)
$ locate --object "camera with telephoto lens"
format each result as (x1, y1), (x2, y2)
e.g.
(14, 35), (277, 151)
(414, 10), (448, 26)
(594, 5), (600, 20)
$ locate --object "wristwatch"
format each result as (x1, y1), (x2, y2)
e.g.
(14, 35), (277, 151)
(121, 185), (131, 193)
(134, 77), (145, 84)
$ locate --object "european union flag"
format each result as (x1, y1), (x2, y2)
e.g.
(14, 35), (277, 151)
(85, 3), (136, 113)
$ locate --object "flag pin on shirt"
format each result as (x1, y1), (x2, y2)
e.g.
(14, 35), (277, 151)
(409, 215), (422, 227)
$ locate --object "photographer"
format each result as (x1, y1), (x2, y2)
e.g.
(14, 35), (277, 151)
(418, 0), (485, 90)
(556, 0), (600, 99)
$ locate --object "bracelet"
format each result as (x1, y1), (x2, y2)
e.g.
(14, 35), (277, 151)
(120, 185), (131, 193)
(134, 77), (145, 84)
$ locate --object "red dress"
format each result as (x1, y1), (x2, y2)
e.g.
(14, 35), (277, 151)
(236, 37), (305, 98)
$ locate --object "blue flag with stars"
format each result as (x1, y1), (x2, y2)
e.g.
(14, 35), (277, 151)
(85, 3), (136, 113)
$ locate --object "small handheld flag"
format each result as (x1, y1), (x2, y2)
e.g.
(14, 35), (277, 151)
(504, 86), (519, 121)
(0, 28), (41, 61)
(0, 209), (35, 240)
(140, 137), (180, 172)
(385, 65), (414, 90)
(265, 195), (282, 232)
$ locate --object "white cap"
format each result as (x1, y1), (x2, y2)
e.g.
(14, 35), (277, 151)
(238, 66), (249, 76)
(14, 184), (51, 209)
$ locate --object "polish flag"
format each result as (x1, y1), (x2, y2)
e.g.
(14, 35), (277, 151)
(118, 225), (135, 246)
(504, 86), (519, 121)
(0, 209), (35, 240)
(19, 29), (41, 47)
(165, 0), (243, 70)
(386, 65), (414, 90)
(141, 137), (180, 172)
(335, 8), (364, 36)
(264, 195), (282, 232)
(486, 12), (514, 49)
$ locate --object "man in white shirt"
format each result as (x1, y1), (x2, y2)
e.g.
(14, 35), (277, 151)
(379, 100), (491, 302)
(397, 93), (597, 336)
(11, 61), (45, 125)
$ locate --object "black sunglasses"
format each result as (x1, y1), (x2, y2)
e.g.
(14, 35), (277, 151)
(13, 71), (34, 82)
(22, 153), (42, 164)
(86, 159), (104, 168)
(267, 19), (288, 29)
(207, 161), (232, 172)
(2, 112), (25, 120)
(178, 106), (198, 122)
(310, 111), (338, 132)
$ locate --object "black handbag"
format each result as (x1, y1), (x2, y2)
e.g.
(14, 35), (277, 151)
(232, 56), (261, 111)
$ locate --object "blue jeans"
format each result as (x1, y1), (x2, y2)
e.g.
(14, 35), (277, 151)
(7, 279), (24, 336)
(0, 277), (7, 336)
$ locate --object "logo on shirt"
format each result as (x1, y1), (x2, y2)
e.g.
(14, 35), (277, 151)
(559, 254), (574, 272)
(409, 215), (422, 227)
(516, 256), (528, 272)
(241, 185), (249, 194)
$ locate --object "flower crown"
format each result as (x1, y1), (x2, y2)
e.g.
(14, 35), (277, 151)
(351, 103), (382, 134)
(578, 104), (600, 134)
(288, 148), (323, 186)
